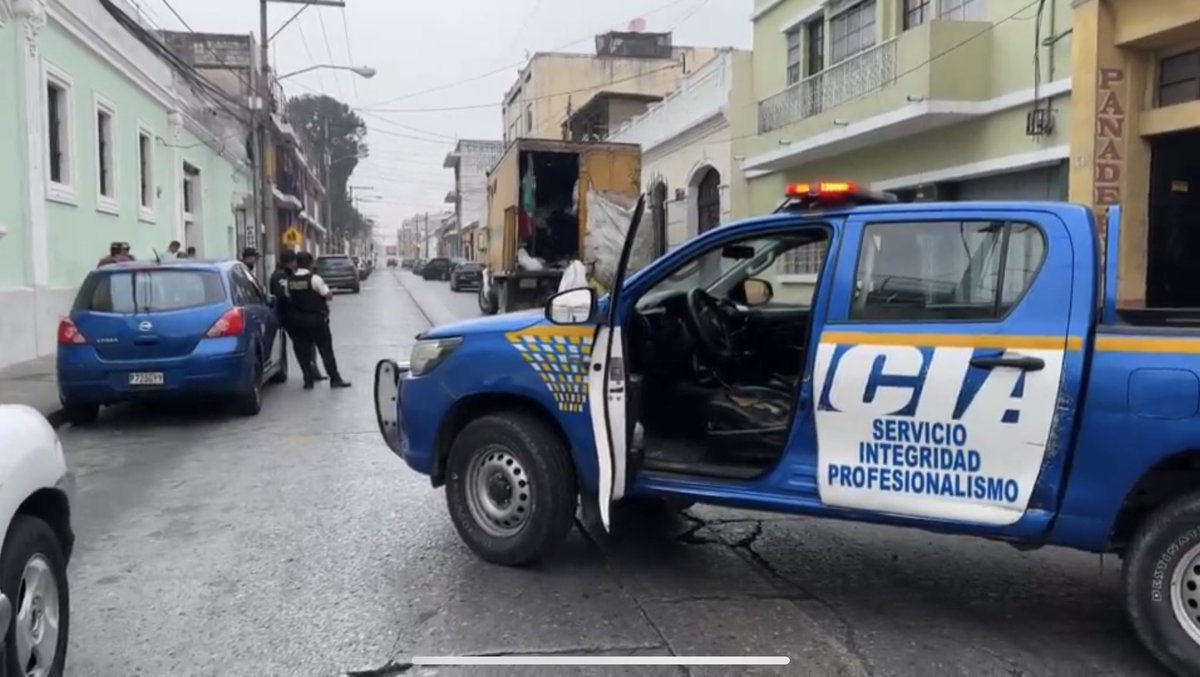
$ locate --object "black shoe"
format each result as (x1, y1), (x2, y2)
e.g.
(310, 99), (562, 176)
(330, 379), (352, 389)
(303, 382), (315, 390)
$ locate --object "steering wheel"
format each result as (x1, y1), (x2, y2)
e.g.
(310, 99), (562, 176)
(685, 289), (736, 364)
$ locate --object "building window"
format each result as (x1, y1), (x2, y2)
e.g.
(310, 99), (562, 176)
(1158, 49), (1200, 107)
(94, 95), (117, 213)
(903, 0), (930, 29)
(786, 27), (802, 85)
(830, 0), (876, 65)
(137, 124), (155, 219)
(524, 103), (533, 134)
(783, 241), (828, 276)
(850, 220), (1045, 322)
(182, 172), (196, 217)
(806, 18), (825, 76)
(44, 65), (75, 202)
(939, 0), (986, 21)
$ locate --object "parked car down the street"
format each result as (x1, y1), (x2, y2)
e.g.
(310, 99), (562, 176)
(315, 254), (361, 293)
(420, 257), (452, 281)
(449, 261), (484, 292)
(0, 404), (74, 677)
(57, 260), (287, 423)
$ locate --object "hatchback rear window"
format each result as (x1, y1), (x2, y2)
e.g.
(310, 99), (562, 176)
(75, 270), (226, 313)
(318, 257), (354, 270)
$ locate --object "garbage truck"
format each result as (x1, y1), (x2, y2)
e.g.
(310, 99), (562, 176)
(477, 138), (644, 315)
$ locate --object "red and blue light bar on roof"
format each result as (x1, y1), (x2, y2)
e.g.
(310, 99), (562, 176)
(776, 181), (898, 212)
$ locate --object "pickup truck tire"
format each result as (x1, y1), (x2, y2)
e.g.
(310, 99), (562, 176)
(445, 413), (577, 566)
(1125, 491), (1200, 674)
(0, 516), (69, 677)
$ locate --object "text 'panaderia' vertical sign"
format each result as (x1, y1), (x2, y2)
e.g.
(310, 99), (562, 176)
(1093, 68), (1126, 206)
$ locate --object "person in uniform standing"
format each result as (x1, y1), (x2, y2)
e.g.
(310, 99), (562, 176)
(270, 251), (326, 383)
(287, 251), (350, 390)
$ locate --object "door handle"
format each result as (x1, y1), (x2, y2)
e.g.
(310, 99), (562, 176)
(970, 354), (1045, 371)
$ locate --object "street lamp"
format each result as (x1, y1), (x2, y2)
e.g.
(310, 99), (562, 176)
(276, 64), (377, 81)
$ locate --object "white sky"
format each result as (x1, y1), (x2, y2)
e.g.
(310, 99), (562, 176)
(139, 0), (753, 239)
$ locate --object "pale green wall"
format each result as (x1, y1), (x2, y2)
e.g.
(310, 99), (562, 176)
(179, 129), (252, 260)
(0, 23), (26, 288)
(39, 21), (248, 288)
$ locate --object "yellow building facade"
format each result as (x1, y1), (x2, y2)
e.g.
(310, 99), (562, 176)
(501, 32), (716, 143)
(1069, 0), (1200, 308)
(733, 0), (1075, 217)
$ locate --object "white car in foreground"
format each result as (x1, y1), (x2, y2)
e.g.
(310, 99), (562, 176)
(0, 405), (74, 677)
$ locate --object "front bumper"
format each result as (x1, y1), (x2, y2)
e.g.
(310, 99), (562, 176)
(374, 359), (411, 457)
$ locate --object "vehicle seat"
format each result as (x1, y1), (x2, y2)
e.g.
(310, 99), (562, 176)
(704, 386), (793, 456)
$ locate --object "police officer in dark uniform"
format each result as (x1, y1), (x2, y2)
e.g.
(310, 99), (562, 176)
(270, 251), (327, 384)
(287, 251), (350, 389)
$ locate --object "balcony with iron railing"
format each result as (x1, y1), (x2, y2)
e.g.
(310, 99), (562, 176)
(755, 19), (994, 137)
(610, 48), (735, 151)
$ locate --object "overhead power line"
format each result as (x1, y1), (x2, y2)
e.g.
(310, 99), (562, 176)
(358, 0), (697, 110)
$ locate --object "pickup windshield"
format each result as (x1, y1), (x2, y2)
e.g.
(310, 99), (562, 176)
(74, 269), (226, 313)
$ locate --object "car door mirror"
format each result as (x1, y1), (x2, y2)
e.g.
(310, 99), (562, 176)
(742, 278), (773, 307)
(546, 287), (596, 325)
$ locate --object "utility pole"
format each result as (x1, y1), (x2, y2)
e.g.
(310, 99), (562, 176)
(256, 0), (346, 271)
(323, 118), (332, 251)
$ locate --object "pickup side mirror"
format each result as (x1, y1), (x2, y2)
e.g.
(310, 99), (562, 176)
(546, 287), (596, 325)
(742, 278), (774, 307)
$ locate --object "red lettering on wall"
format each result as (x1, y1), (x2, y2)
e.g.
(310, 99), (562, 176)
(1094, 67), (1126, 207)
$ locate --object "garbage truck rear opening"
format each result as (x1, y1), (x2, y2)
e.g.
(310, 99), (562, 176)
(479, 139), (642, 315)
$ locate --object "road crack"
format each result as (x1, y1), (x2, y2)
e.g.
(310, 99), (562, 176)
(720, 519), (875, 677)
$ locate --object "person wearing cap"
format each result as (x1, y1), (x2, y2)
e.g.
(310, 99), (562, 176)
(287, 251), (350, 389)
(241, 246), (260, 272)
(119, 242), (135, 261)
(97, 242), (123, 268)
(166, 241), (182, 257)
(270, 250), (326, 383)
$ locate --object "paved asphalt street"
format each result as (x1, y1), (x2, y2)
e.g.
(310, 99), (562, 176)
(58, 270), (1167, 676)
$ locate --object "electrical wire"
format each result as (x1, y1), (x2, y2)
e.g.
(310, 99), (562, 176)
(316, 7), (345, 100)
(365, 63), (682, 113)
(358, 0), (697, 110)
(339, 7), (359, 103)
(294, 22), (328, 93)
(269, 2), (311, 42)
(155, 0), (254, 100)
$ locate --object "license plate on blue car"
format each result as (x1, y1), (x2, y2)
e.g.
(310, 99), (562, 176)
(128, 372), (164, 386)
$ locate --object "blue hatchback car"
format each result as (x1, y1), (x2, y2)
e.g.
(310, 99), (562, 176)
(56, 260), (287, 424)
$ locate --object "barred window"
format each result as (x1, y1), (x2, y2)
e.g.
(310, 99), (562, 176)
(939, 0), (986, 21)
(782, 240), (828, 276)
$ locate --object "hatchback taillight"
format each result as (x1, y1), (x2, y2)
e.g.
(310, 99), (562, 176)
(204, 307), (245, 338)
(57, 318), (87, 346)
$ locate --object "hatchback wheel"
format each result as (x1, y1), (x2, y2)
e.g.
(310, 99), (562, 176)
(61, 403), (98, 427)
(234, 361), (263, 416)
(1, 516), (69, 677)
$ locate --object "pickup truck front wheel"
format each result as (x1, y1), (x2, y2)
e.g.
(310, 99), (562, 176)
(1125, 492), (1200, 674)
(444, 413), (577, 566)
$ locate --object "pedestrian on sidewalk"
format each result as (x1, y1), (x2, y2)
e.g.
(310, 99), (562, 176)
(269, 251), (326, 383)
(183, 245), (196, 259)
(119, 242), (135, 261)
(96, 242), (123, 267)
(166, 240), (182, 258)
(241, 246), (260, 273)
(287, 251), (351, 390)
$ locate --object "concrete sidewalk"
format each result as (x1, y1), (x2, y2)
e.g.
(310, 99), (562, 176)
(0, 354), (65, 427)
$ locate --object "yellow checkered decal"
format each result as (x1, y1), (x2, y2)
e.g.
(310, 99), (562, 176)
(505, 326), (596, 414)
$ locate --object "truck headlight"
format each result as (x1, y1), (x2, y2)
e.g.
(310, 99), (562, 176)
(409, 337), (463, 376)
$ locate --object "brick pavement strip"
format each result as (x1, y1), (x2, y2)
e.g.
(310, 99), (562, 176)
(0, 353), (65, 427)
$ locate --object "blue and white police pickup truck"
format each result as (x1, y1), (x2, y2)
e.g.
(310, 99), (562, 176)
(375, 182), (1200, 674)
